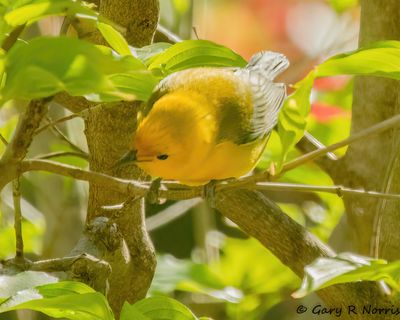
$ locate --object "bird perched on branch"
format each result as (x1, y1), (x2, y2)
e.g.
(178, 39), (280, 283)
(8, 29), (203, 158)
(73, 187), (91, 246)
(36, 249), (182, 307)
(118, 51), (289, 185)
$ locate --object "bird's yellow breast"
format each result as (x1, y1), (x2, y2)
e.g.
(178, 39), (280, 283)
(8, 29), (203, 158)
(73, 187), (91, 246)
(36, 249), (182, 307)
(179, 136), (269, 185)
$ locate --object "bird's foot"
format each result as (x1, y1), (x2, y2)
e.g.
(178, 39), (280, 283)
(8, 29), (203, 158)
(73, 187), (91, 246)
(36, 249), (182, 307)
(147, 178), (164, 205)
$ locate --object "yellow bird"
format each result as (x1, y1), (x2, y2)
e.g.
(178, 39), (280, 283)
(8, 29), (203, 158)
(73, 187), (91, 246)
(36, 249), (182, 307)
(119, 51), (288, 185)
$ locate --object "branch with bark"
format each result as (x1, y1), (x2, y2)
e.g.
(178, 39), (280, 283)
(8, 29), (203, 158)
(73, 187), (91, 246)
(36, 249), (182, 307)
(17, 159), (400, 202)
(70, 0), (159, 315)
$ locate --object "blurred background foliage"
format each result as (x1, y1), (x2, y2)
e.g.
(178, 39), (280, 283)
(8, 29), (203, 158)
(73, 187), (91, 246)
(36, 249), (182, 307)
(0, 0), (359, 319)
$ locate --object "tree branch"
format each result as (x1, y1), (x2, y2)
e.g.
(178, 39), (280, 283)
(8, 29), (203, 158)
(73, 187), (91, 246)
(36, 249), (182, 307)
(1, 98), (51, 164)
(19, 159), (400, 203)
(214, 188), (392, 317)
(76, 0), (160, 314)
(282, 113), (400, 174)
(30, 253), (111, 294)
(0, 98), (51, 191)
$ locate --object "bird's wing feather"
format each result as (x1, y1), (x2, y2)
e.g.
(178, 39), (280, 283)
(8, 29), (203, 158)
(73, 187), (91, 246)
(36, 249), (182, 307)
(246, 51), (289, 80)
(235, 51), (289, 142)
(141, 77), (172, 116)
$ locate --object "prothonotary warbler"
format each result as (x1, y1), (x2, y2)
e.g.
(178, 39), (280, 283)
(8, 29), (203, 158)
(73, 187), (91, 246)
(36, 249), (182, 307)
(119, 51), (289, 185)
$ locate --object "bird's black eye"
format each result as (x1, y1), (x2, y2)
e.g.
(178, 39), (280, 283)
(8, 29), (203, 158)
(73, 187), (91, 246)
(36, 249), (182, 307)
(157, 154), (169, 160)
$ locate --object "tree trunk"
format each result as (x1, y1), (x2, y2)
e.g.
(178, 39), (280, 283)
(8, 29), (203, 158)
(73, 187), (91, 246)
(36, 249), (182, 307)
(82, 0), (159, 315)
(338, 0), (400, 259)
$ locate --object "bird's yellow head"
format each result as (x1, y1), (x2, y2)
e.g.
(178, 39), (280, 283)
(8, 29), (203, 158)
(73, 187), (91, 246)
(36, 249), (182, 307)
(129, 90), (216, 180)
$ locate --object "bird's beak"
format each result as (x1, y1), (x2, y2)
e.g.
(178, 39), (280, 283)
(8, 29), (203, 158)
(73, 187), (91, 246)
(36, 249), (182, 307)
(114, 150), (137, 168)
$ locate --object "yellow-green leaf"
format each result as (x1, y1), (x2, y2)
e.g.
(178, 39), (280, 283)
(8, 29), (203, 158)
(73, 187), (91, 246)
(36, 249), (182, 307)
(97, 22), (131, 56)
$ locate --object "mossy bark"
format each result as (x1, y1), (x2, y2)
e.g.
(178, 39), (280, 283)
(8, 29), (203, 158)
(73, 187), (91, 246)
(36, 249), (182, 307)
(338, 0), (400, 259)
(83, 0), (159, 315)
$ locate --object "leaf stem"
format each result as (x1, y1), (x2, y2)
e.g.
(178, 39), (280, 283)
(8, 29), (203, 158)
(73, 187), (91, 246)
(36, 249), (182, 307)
(12, 178), (24, 263)
(2, 24), (26, 51)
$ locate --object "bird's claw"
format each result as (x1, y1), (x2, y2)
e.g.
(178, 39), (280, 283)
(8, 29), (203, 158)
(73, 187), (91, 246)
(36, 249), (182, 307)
(202, 180), (218, 209)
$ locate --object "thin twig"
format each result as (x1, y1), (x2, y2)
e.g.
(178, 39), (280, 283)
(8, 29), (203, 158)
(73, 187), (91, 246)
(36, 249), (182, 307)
(146, 199), (202, 231)
(192, 26), (200, 40)
(252, 182), (400, 201)
(281, 113), (400, 174)
(35, 151), (89, 160)
(303, 131), (338, 160)
(296, 132), (339, 177)
(156, 24), (182, 43)
(35, 113), (79, 136)
(0, 133), (8, 146)
(20, 159), (400, 202)
(45, 116), (87, 155)
(12, 178), (24, 262)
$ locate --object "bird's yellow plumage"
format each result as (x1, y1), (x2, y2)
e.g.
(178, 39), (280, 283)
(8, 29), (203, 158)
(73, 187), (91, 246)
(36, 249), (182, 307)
(123, 51), (289, 185)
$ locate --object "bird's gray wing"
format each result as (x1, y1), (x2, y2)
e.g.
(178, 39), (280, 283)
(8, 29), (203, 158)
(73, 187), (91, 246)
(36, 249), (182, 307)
(235, 51), (289, 142)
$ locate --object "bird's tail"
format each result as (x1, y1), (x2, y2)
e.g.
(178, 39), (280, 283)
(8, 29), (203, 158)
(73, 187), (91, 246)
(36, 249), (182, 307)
(246, 51), (289, 81)
(235, 51), (289, 141)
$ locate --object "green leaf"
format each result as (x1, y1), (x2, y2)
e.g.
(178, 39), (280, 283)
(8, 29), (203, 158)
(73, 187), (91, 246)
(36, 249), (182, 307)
(150, 255), (231, 302)
(277, 71), (316, 165)
(277, 40), (400, 167)
(133, 42), (172, 65)
(3, 0), (132, 57)
(329, 0), (358, 13)
(120, 302), (149, 320)
(120, 296), (198, 320)
(0, 281), (114, 320)
(293, 253), (400, 298)
(4, 0), (97, 27)
(36, 281), (97, 296)
(148, 40), (247, 76)
(113, 68), (157, 99)
(0, 271), (58, 298)
(2, 36), (156, 102)
(317, 41), (400, 79)
(172, 0), (190, 15)
(97, 22), (131, 56)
